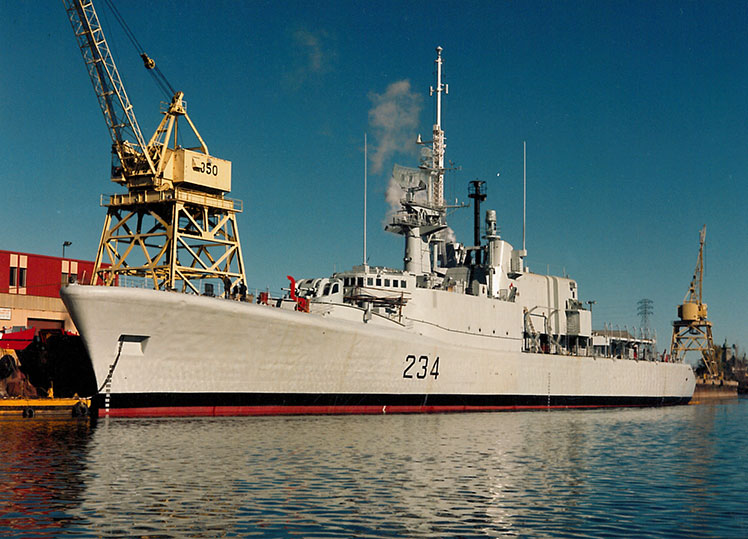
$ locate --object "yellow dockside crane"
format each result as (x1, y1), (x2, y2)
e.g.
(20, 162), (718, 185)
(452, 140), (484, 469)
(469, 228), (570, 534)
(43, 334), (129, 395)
(63, 0), (246, 295)
(669, 225), (720, 379)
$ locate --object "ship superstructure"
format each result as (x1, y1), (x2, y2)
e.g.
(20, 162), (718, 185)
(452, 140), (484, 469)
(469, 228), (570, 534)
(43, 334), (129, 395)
(61, 45), (695, 417)
(313, 48), (590, 360)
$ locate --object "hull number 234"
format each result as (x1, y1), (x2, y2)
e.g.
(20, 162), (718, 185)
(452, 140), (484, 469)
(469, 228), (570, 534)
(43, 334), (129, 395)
(403, 355), (439, 380)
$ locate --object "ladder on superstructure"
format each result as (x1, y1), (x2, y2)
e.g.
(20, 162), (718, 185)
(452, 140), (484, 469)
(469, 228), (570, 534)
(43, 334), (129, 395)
(523, 308), (542, 353)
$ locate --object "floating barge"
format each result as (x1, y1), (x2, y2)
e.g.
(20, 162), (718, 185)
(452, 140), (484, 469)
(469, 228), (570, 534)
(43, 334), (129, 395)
(692, 379), (739, 402)
(2, 325), (97, 419)
(0, 396), (91, 418)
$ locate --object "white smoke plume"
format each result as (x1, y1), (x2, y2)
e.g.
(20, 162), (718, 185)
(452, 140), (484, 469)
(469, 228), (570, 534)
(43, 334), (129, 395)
(367, 80), (422, 175)
(284, 28), (334, 88)
(438, 226), (457, 243)
(293, 29), (327, 74)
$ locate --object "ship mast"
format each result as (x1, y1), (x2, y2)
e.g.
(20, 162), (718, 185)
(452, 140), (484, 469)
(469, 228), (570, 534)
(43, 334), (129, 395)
(386, 47), (449, 275)
(430, 46), (447, 208)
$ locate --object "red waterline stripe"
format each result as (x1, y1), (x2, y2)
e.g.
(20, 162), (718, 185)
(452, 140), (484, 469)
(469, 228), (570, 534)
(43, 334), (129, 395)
(100, 403), (655, 418)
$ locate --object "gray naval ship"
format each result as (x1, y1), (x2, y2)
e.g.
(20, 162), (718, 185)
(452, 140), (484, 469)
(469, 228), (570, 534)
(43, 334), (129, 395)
(62, 47), (694, 417)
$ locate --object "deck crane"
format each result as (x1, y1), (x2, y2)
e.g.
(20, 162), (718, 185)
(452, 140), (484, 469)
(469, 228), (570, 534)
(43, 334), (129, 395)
(63, 0), (246, 294)
(669, 225), (720, 378)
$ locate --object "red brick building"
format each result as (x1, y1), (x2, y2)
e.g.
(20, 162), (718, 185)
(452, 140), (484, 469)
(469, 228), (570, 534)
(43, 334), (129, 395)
(0, 250), (97, 332)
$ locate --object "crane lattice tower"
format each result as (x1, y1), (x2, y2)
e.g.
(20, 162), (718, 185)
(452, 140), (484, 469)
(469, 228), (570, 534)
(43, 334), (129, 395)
(65, 0), (245, 294)
(669, 225), (719, 378)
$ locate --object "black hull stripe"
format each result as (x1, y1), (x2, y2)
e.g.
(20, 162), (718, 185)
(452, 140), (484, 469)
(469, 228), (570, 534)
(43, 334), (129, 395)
(93, 392), (692, 412)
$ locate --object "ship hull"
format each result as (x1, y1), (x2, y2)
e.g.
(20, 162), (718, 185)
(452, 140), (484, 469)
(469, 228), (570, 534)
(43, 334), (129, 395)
(61, 285), (695, 418)
(91, 393), (691, 418)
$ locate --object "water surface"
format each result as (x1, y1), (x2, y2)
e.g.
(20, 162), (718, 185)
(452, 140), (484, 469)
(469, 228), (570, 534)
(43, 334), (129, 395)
(1, 401), (747, 537)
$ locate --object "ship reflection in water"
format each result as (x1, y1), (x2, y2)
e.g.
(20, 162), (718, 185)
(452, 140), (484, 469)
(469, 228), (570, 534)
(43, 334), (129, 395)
(1, 402), (747, 537)
(0, 421), (93, 534)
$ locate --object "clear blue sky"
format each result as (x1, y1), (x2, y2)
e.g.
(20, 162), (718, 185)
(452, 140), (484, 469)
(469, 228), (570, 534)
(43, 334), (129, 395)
(1, 1), (746, 353)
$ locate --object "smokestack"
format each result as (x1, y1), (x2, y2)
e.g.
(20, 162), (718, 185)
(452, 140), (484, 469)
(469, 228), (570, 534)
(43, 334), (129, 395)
(468, 180), (486, 265)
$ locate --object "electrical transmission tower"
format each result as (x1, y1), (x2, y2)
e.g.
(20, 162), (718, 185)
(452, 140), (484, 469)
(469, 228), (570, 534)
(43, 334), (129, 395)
(637, 298), (653, 331)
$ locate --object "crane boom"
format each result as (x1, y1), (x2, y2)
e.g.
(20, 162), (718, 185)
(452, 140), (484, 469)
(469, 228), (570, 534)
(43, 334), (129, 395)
(63, 0), (156, 179)
(684, 225), (706, 305)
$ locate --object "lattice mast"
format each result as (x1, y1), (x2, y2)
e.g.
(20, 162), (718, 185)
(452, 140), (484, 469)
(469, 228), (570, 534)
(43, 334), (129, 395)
(429, 46), (447, 208)
(386, 47), (449, 275)
(670, 225), (719, 377)
(64, 0), (246, 294)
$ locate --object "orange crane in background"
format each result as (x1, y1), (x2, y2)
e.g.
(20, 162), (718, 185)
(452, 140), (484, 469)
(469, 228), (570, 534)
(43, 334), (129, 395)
(669, 225), (720, 379)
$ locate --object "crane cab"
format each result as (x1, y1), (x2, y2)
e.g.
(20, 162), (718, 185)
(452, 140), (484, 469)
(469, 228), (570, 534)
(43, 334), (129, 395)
(162, 148), (232, 192)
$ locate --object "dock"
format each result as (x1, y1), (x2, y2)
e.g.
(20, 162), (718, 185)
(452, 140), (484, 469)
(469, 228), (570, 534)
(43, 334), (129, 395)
(0, 397), (91, 418)
(692, 379), (739, 403)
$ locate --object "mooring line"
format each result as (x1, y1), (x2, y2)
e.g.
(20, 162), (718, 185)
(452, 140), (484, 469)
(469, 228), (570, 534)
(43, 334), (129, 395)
(98, 339), (124, 416)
